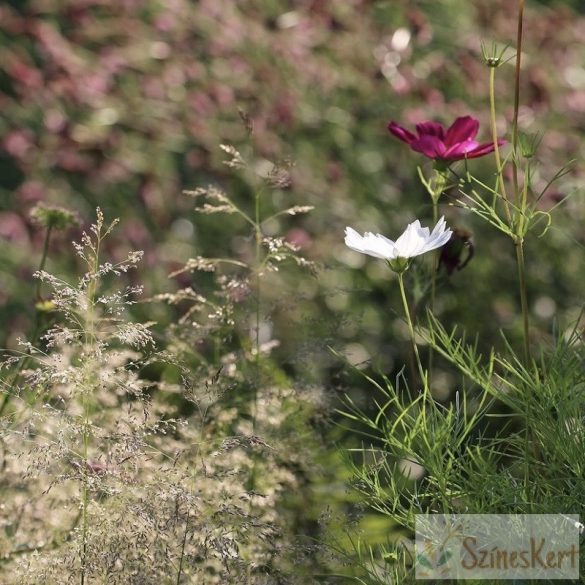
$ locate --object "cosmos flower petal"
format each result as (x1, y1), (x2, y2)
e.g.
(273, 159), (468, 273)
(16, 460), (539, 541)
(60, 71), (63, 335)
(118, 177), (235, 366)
(388, 115), (504, 163)
(423, 232), (445, 251)
(388, 122), (417, 145)
(411, 220), (422, 229)
(414, 220), (452, 256)
(360, 232), (394, 258)
(410, 135), (447, 159)
(345, 227), (395, 259)
(425, 230), (453, 252)
(344, 227), (364, 250)
(395, 221), (430, 257)
(417, 225), (430, 239)
(393, 222), (416, 253)
(444, 139), (480, 159)
(415, 121), (445, 140)
(345, 218), (452, 264)
(464, 140), (507, 159)
(428, 220), (451, 244)
(408, 220), (428, 241)
(444, 116), (479, 146)
(375, 233), (395, 247)
(430, 216), (447, 237)
(424, 235), (445, 250)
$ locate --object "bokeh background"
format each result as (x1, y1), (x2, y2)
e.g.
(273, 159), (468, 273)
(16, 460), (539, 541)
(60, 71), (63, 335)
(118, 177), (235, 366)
(1, 0), (585, 576)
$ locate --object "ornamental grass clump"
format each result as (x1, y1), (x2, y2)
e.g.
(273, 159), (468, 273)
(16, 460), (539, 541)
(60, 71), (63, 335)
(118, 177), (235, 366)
(0, 202), (321, 584)
(0, 209), (176, 583)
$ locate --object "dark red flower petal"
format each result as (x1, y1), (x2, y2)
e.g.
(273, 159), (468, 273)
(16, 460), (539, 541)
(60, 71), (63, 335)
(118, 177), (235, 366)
(463, 139), (506, 159)
(415, 121), (445, 140)
(388, 115), (504, 163)
(410, 135), (446, 159)
(444, 116), (479, 147)
(388, 121), (416, 145)
(443, 139), (480, 160)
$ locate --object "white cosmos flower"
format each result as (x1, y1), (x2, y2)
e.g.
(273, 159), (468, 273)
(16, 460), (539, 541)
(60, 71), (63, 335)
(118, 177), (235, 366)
(344, 216), (452, 268)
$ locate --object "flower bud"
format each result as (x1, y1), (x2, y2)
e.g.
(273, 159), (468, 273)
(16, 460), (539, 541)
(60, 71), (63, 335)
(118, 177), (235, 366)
(518, 132), (542, 159)
(30, 204), (79, 230)
(439, 228), (474, 275)
(480, 41), (511, 68)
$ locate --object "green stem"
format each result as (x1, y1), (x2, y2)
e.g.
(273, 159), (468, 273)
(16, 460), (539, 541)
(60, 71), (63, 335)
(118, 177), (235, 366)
(421, 169), (447, 387)
(428, 200), (439, 386)
(523, 394), (532, 507)
(513, 0), (530, 365)
(515, 241), (530, 364)
(397, 272), (426, 391)
(489, 66), (512, 224)
(512, 0), (525, 202)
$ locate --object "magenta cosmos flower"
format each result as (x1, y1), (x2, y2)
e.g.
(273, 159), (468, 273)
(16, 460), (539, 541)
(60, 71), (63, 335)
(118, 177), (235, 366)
(388, 116), (505, 162)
